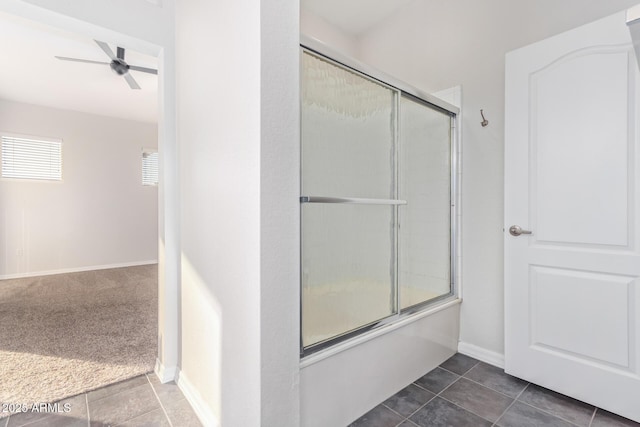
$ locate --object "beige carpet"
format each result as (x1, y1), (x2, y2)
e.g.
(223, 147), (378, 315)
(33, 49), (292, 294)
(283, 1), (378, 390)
(0, 265), (157, 412)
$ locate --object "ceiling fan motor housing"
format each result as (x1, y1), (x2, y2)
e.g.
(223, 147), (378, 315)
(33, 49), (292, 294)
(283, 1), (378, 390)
(55, 41), (156, 89)
(110, 59), (129, 75)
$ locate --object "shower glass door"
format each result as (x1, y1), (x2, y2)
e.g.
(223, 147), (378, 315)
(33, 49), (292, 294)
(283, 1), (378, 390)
(301, 51), (398, 349)
(398, 96), (453, 309)
(300, 48), (457, 353)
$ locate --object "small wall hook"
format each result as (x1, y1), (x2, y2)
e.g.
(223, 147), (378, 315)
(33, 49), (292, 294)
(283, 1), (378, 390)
(480, 109), (489, 127)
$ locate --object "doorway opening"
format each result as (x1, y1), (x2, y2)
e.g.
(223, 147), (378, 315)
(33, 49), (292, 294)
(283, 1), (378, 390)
(0, 8), (164, 412)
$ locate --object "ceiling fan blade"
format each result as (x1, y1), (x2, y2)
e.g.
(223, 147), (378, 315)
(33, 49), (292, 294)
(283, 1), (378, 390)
(55, 56), (110, 65)
(95, 40), (116, 60)
(128, 65), (158, 75)
(117, 47), (125, 61)
(124, 72), (141, 90)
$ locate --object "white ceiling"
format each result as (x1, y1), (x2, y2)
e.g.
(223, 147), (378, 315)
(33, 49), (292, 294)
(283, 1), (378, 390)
(301, 0), (415, 35)
(0, 11), (158, 124)
(0, 2), (409, 124)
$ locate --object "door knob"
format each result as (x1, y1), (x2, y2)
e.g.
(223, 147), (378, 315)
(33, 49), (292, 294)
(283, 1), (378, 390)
(509, 225), (532, 236)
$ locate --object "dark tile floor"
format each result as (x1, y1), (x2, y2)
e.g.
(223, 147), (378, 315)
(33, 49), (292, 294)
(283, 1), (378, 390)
(2, 373), (202, 427)
(349, 353), (640, 427)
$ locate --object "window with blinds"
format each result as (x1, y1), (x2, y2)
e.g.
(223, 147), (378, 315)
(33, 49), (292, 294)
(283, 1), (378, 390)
(142, 149), (159, 186)
(1, 135), (62, 181)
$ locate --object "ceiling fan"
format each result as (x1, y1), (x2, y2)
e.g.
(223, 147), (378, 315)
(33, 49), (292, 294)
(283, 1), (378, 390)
(55, 40), (157, 90)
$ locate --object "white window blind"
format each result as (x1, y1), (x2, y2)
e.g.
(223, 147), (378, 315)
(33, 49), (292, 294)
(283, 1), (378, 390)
(1, 135), (62, 181)
(142, 150), (159, 186)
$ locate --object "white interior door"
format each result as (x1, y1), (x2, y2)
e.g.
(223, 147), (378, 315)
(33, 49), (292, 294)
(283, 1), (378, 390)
(504, 8), (640, 422)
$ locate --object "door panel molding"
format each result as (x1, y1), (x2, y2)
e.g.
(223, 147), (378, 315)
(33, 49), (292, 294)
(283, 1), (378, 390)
(529, 265), (633, 368)
(529, 46), (634, 248)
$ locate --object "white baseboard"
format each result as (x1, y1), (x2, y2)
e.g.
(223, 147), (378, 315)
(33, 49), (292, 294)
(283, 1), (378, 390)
(176, 368), (218, 427)
(0, 260), (158, 280)
(458, 341), (505, 368)
(154, 359), (178, 383)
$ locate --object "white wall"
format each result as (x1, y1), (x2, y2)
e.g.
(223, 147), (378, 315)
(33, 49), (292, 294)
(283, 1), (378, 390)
(300, 7), (360, 57)
(0, 99), (157, 278)
(355, 0), (640, 359)
(176, 0), (299, 425)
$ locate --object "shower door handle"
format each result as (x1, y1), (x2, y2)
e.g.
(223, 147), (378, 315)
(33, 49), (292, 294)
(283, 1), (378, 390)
(509, 225), (532, 236)
(300, 196), (407, 205)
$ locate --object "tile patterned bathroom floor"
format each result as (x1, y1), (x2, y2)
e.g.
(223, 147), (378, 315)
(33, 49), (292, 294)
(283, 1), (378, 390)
(2, 373), (202, 427)
(349, 353), (640, 427)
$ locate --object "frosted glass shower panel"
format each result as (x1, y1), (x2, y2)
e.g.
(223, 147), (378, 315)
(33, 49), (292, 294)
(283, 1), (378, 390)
(301, 203), (397, 348)
(300, 48), (457, 352)
(302, 52), (396, 199)
(399, 96), (452, 309)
